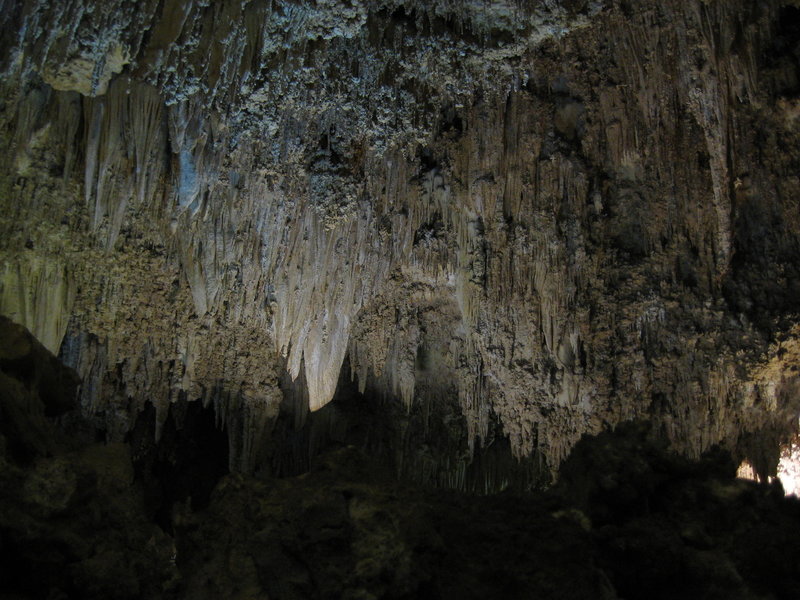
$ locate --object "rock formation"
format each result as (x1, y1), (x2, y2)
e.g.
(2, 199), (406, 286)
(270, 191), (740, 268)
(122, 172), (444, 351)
(3, 324), (800, 599)
(1, 0), (800, 486)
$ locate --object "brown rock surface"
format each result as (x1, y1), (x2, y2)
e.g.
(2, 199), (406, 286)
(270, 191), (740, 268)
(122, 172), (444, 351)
(1, 324), (799, 599)
(1, 0), (799, 485)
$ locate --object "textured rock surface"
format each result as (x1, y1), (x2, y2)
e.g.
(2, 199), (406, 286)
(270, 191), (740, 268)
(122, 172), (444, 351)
(3, 334), (799, 600)
(0, 318), (179, 599)
(1, 0), (800, 483)
(0, 315), (79, 460)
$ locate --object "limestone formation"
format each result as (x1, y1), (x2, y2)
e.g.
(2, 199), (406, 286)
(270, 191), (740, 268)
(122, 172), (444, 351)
(3, 336), (799, 600)
(1, 0), (799, 484)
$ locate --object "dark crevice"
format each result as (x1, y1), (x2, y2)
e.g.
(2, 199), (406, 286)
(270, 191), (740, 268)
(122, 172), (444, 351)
(127, 399), (229, 533)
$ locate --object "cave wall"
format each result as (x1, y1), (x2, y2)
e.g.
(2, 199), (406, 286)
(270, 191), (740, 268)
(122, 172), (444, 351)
(1, 0), (799, 481)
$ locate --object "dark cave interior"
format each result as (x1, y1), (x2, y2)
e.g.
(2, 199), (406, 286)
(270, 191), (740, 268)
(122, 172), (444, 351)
(2, 0), (800, 598)
(2, 317), (800, 599)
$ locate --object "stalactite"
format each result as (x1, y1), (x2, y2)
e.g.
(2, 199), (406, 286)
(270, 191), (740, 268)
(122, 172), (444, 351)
(1, 0), (797, 481)
(0, 256), (74, 354)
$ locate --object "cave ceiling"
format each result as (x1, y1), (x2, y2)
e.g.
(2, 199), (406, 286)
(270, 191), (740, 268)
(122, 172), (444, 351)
(1, 0), (800, 479)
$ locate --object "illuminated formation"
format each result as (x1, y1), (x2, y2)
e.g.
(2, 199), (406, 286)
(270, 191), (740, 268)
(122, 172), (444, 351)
(1, 0), (799, 484)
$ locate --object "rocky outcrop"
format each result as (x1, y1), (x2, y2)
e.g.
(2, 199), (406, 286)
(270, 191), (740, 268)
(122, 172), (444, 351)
(1, 0), (800, 483)
(0, 315), (79, 461)
(0, 318), (179, 599)
(2, 324), (799, 599)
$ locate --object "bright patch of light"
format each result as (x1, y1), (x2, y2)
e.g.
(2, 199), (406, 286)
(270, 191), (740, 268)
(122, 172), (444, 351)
(737, 438), (800, 497)
(777, 442), (800, 497)
(736, 461), (757, 482)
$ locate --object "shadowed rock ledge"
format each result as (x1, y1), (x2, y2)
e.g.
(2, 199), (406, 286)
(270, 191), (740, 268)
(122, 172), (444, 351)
(2, 320), (800, 599)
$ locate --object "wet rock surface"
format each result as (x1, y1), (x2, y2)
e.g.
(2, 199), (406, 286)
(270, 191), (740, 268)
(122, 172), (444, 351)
(2, 325), (799, 600)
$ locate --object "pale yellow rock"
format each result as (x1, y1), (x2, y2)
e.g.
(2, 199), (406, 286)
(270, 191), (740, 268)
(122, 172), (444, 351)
(0, 257), (75, 355)
(40, 44), (129, 97)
